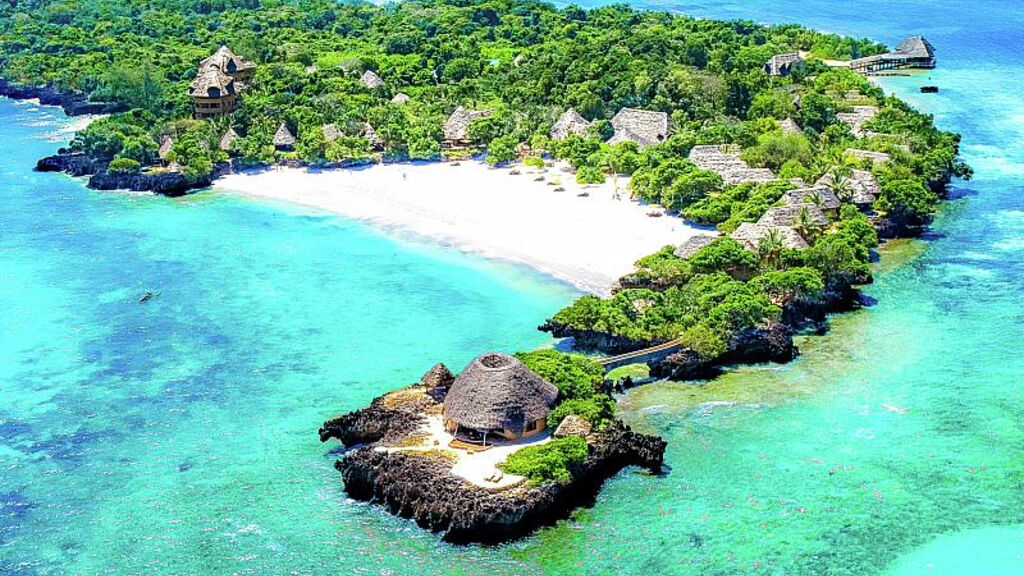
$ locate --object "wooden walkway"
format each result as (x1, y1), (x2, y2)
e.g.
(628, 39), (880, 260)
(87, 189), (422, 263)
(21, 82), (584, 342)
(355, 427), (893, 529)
(598, 339), (683, 372)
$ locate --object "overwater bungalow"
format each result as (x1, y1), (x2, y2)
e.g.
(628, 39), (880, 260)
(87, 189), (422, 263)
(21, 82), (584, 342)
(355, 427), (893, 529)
(608, 108), (669, 149)
(780, 187), (842, 218)
(443, 352), (558, 445)
(673, 235), (718, 259)
(359, 70), (384, 89)
(731, 222), (808, 252)
(273, 123), (295, 151)
(442, 106), (493, 150)
(850, 36), (936, 74)
(550, 108), (593, 140)
(765, 52), (803, 76)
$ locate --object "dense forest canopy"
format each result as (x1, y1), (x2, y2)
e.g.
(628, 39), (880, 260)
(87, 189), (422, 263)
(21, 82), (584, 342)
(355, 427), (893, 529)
(0, 0), (972, 398)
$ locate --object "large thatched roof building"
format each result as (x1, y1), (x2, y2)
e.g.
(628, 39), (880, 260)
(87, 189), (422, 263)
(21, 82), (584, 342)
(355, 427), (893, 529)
(550, 108), (593, 140)
(200, 45), (256, 85)
(816, 168), (881, 207)
(443, 106), (493, 149)
(851, 36), (936, 74)
(608, 108), (669, 148)
(443, 352), (558, 444)
(781, 186), (842, 217)
(731, 222), (809, 252)
(191, 45), (254, 119)
(758, 203), (830, 232)
(765, 52), (803, 76)
(836, 106), (878, 138)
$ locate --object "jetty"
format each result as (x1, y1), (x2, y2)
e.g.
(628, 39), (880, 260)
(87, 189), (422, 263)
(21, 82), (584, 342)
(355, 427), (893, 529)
(850, 36), (936, 74)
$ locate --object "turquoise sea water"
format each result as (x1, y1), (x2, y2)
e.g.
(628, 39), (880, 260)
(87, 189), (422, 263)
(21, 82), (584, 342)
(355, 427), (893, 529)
(2, 1), (1023, 574)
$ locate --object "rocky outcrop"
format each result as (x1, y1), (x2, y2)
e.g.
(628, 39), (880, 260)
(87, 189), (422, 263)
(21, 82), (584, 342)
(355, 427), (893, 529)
(0, 79), (126, 116)
(650, 321), (795, 381)
(36, 152), (102, 177)
(335, 421), (665, 544)
(88, 162), (231, 197)
(321, 387), (666, 543)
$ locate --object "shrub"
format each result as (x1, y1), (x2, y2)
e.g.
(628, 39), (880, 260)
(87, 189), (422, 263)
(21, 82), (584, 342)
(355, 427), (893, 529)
(515, 349), (604, 401)
(487, 135), (518, 165)
(108, 157), (141, 174)
(547, 395), (615, 428)
(499, 437), (589, 484)
(576, 165), (605, 184)
(524, 156), (546, 169)
(688, 237), (758, 279)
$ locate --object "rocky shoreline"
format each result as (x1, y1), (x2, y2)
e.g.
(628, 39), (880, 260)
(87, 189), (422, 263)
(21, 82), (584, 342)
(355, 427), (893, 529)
(319, 384), (666, 544)
(0, 79), (128, 117)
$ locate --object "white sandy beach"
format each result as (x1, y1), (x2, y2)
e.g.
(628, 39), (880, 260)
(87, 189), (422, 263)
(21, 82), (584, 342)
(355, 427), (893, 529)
(215, 160), (713, 295)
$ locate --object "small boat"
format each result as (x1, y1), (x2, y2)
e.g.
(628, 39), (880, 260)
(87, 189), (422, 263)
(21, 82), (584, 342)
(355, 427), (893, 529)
(920, 86), (939, 93)
(139, 291), (158, 303)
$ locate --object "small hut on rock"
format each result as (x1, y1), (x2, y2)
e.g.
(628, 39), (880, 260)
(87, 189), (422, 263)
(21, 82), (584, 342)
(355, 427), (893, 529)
(360, 70), (384, 89)
(219, 128), (239, 153)
(550, 108), (593, 140)
(443, 106), (493, 150)
(608, 108), (669, 149)
(731, 222), (809, 252)
(390, 92), (410, 104)
(443, 352), (558, 445)
(765, 53), (803, 76)
(553, 414), (592, 439)
(421, 363), (455, 389)
(273, 123), (295, 151)
(673, 235), (717, 259)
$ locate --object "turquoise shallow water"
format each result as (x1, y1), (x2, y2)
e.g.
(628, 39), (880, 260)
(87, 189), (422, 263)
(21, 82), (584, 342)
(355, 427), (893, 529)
(3, 1), (1024, 574)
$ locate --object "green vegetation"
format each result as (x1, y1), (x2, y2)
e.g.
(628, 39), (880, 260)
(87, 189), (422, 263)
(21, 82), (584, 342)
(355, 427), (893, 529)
(499, 436), (588, 484)
(516, 349), (614, 429)
(605, 363), (651, 382)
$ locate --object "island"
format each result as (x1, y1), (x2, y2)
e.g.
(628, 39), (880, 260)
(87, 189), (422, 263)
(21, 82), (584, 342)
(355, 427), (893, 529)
(0, 0), (971, 542)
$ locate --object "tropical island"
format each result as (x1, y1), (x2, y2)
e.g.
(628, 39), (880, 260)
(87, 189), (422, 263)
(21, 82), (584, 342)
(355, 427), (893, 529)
(0, 0), (970, 543)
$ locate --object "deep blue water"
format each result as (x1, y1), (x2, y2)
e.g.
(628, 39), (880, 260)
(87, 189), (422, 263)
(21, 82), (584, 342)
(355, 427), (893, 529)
(2, 1), (1024, 574)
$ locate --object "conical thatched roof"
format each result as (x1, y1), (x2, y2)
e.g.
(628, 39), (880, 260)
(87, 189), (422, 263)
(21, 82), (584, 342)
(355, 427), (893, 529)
(731, 223), (808, 251)
(390, 92), (410, 104)
(781, 186), (842, 213)
(189, 65), (237, 98)
(443, 106), (493, 141)
(157, 135), (174, 161)
(421, 363), (455, 389)
(273, 123), (295, 148)
(895, 36), (935, 59)
(219, 128), (239, 152)
(200, 45), (256, 76)
(322, 123), (342, 143)
(673, 235), (717, 259)
(443, 353), (558, 432)
(553, 414), (592, 439)
(363, 123), (384, 149)
(550, 108), (592, 140)
(778, 118), (803, 135)
(758, 203), (829, 229)
(359, 70), (384, 89)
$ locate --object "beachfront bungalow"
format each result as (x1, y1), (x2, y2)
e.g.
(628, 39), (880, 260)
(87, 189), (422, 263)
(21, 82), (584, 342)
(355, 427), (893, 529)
(273, 123), (295, 151)
(390, 92), (410, 104)
(836, 106), (879, 138)
(322, 123), (342, 143)
(688, 145), (777, 186)
(443, 352), (558, 445)
(781, 187), (842, 218)
(845, 148), (892, 165)
(550, 108), (593, 140)
(443, 106), (493, 150)
(673, 235), (717, 259)
(608, 108), (669, 149)
(765, 53), (803, 76)
(778, 118), (803, 135)
(758, 203), (830, 233)
(219, 128), (239, 153)
(731, 222), (809, 252)
(363, 123), (384, 150)
(817, 169), (882, 208)
(359, 70), (384, 89)
(850, 36), (936, 74)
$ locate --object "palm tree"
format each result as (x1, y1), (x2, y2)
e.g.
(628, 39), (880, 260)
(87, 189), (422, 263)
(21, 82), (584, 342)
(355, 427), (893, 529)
(794, 206), (821, 243)
(757, 228), (785, 269)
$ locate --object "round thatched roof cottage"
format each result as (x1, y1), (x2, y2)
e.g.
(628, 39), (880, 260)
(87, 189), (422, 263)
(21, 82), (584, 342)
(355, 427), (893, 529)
(444, 353), (558, 444)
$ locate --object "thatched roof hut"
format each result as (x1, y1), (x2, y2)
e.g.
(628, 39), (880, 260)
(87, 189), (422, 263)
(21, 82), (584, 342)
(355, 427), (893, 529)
(273, 123), (295, 150)
(219, 128), (239, 152)
(443, 106), (493, 144)
(322, 123), (342, 143)
(758, 203), (830, 230)
(731, 222), (809, 251)
(778, 118), (803, 135)
(359, 70), (384, 89)
(158, 135), (174, 162)
(688, 144), (776, 185)
(189, 65), (237, 98)
(390, 92), (410, 104)
(816, 169), (881, 207)
(836, 106), (878, 138)
(845, 148), (892, 164)
(421, 363), (455, 389)
(199, 45), (256, 80)
(765, 53), (803, 76)
(363, 123), (384, 149)
(896, 36), (936, 60)
(550, 108), (593, 140)
(781, 186), (842, 215)
(609, 108), (669, 149)
(443, 353), (558, 438)
(673, 235), (717, 259)
(553, 414), (592, 439)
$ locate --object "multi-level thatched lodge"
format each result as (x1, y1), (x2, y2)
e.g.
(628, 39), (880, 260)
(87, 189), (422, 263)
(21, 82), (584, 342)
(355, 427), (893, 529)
(189, 45), (255, 119)
(850, 36), (936, 74)
(443, 353), (558, 445)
